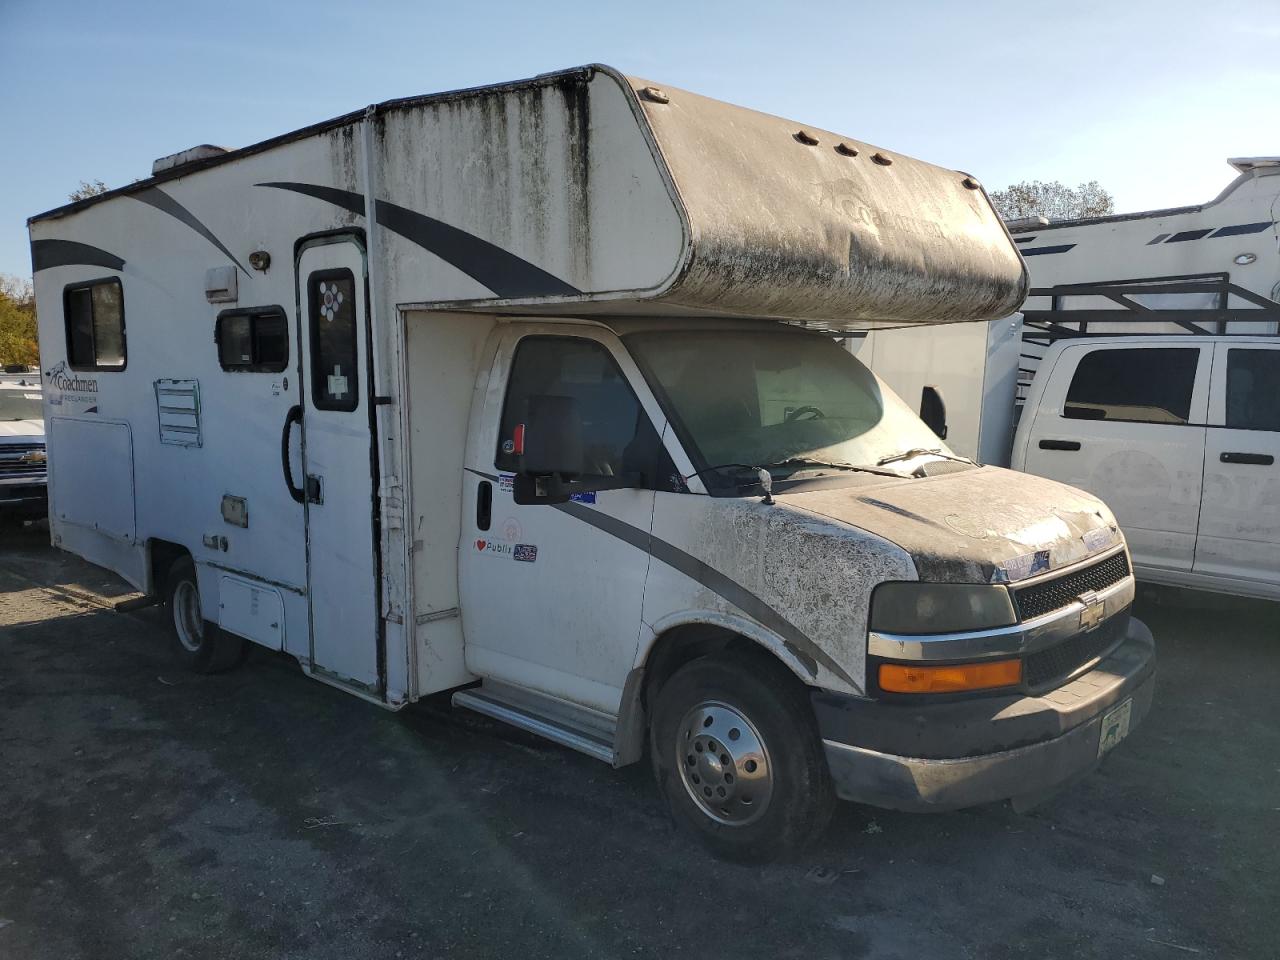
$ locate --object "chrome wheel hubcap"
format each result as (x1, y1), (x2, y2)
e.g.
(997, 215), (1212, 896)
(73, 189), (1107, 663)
(676, 700), (774, 825)
(173, 580), (203, 652)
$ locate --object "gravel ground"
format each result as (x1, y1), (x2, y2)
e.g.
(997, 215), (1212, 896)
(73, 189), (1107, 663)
(1, 521), (1276, 959)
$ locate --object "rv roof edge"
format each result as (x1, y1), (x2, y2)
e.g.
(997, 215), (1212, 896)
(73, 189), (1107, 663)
(28, 62), (1025, 329)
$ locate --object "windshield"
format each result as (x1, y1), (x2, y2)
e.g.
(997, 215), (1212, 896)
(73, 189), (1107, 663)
(0, 388), (44, 421)
(626, 329), (951, 483)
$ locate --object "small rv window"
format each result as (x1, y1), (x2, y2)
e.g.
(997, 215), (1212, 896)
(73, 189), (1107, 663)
(307, 270), (358, 411)
(216, 307), (289, 373)
(1064, 347), (1198, 425)
(1225, 349), (1280, 432)
(63, 278), (125, 370)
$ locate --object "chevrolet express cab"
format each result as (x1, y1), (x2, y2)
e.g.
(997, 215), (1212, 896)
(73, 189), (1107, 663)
(28, 65), (1155, 860)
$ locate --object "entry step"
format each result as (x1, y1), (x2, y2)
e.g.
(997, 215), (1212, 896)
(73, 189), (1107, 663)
(452, 680), (616, 764)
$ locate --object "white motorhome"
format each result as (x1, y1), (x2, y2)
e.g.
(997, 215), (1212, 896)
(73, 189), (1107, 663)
(860, 159), (1280, 601)
(29, 65), (1154, 860)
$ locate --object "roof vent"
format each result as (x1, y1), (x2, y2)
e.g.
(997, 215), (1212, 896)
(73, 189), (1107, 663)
(152, 144), (231, 176)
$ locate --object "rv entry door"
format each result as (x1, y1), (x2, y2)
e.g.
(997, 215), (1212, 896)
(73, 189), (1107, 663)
(295, 237), (381, 692)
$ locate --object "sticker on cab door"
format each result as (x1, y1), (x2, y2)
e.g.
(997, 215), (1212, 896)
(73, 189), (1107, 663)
(514, 544), (538, 563)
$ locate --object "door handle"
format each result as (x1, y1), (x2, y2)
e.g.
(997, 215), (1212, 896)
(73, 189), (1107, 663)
(1220, 451), (1274, 466)
(1039, 439), (1081, 451)
(281, 405), (304, 503)
(476, 481), (493, 531)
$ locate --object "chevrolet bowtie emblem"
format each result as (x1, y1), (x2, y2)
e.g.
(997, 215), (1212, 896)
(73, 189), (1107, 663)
(1078, 590), (1105, 630)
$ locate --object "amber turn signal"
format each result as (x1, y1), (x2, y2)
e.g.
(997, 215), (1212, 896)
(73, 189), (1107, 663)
(879, 658), (1022, 694)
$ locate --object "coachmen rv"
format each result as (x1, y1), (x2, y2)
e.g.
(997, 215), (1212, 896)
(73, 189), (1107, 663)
(859, 158), (1280, 602)
(28, 64), (1154, 860)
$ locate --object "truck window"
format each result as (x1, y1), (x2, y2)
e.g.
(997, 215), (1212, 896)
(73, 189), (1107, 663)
(497, 336), (661, 481)
(1226, 349), (1280, 431)
(307, 270), (358, 411)
(216, 307), (289, 373)
(1064, 348), (1198, 425)
(63, 278), (125, 370)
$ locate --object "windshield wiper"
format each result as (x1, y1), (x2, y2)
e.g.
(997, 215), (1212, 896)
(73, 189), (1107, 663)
(876, 447), (973, 467)
(760, 456), (904, 478)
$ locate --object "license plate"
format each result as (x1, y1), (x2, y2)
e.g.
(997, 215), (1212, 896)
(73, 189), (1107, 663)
(1097, 698), (1132, 757)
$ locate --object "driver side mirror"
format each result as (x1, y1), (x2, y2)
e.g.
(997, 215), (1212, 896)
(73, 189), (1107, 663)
(920, 385), (948, 440)
(512, 394), (643, 505)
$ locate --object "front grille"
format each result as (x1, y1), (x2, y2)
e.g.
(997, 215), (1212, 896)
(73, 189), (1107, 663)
(1013, 550), (1130, 621)
(1024, 612), (1128, 688)
(0, 443), (46, 478)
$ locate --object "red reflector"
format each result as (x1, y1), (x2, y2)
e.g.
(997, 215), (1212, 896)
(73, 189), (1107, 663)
(513, 423), (525, 456)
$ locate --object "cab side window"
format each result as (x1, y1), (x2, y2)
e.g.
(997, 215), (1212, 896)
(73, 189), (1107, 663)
(1064, 347), (1198, 425)
(496, 336), (674, 488)
(64, 278), (125, 370)
(1226, 349), (1280, 432)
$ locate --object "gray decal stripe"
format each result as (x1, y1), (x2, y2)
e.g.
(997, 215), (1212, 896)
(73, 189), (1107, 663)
(133, 187), (248, 274)
(553, 501), (857, 686)
(258, 182), (581, 299)
(1021, 244), (1076, 257)
(31, 239), (124, 272)
(460, 470), (855, 684)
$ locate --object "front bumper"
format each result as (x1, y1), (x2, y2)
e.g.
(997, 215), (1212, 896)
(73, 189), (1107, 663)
(816, 616), (1155, 812)
(0, 481), (47, 514)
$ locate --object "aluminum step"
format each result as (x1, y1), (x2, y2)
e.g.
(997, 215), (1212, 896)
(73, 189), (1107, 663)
(452, 680), (616, 764)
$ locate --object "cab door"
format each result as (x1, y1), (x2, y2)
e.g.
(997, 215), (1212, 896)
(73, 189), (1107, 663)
(457, 328), (668, 714)
(1195, 343), (1280, 591)
(1021, 343), (1211, 573)
(294, 236), (381, 691)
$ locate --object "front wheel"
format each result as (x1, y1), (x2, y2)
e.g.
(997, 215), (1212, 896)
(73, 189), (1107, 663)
(164, 556), (245, 673)
(650, 652), (836, 863)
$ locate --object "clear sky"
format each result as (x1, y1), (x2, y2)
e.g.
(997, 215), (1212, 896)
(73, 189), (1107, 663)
(2, 0), (1277, 280)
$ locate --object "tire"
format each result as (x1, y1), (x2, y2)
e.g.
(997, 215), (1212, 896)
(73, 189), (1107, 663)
(649, 651), (836, 863)
(163, 556), (245, 673)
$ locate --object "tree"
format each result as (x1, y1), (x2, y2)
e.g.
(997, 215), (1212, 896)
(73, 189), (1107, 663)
(0, 275), (39, 368)
(69, 179), (109, 202)
(989, 179), (1115, 222)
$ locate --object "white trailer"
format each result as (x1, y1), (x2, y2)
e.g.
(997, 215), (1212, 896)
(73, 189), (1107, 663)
(29, 65), (1154, 860)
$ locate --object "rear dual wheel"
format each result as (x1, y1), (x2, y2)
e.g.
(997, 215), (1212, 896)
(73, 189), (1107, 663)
(650, 652), (835, 863)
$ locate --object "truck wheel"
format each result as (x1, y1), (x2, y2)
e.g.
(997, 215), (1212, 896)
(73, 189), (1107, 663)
(164, 557), (244, 673)
(650, 652), (836, 863)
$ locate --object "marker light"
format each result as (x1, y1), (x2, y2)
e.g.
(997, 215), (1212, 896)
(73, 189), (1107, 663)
(879, 658), (1022, 694)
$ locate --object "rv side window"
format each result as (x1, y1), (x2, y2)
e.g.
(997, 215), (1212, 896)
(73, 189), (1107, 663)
(216, 307), (289, 373)
(63, 278), (125, 370)
(496, 336), (661, 480)
(1225, 349), (1280, 432)
(1063, 347), (1198, 425)
(307, 270), (358, 412)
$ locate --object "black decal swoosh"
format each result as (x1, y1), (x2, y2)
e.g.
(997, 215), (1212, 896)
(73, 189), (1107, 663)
(31, 239), (125, 272)
(462, 469), (853, 686)
(258, 182), (580, 299)
(133, 186), (248, 274)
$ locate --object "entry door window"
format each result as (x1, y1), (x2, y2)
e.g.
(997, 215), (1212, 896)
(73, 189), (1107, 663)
(308, 269), (358, 411)
(1225, 349), (1280, 431)
(1063, 347), (1198, 424)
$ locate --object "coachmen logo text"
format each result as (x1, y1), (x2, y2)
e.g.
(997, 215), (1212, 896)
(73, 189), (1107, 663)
(46, 361), (98, 394)
(43, 361), (98, 409)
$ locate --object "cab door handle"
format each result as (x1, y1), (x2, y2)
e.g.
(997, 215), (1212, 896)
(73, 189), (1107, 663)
(476, 481), (493, 531)
(1039, 439), (1081, 451)
(1221, 451), (1274, 466)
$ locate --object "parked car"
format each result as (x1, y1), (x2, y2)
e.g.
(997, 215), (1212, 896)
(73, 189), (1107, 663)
(0, 375), (47, 526)
(1014, 336), (1280, 601)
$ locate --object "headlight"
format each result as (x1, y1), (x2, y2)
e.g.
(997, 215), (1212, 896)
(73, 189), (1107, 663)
(869, 582), (1017, 635)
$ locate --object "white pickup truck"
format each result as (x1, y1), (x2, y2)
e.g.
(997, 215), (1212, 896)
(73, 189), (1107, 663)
(0, 375), (47, 526)
(1015, 335), (1280, 600)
